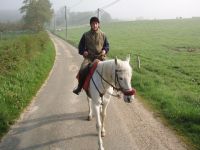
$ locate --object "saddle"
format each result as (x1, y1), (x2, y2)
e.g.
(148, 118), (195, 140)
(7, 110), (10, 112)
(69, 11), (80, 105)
(83, 59), (100, 91)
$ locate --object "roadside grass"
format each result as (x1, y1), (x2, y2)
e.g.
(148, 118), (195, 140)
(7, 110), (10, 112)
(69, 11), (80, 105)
(56, 18), (200, 149)
(0, 32), (55, 138)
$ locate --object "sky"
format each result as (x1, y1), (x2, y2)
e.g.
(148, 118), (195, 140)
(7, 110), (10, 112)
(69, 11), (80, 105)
(0, 0), (200, 20)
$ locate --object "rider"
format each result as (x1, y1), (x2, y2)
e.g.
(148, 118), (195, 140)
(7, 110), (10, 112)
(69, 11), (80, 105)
(73, 16), (110, 95)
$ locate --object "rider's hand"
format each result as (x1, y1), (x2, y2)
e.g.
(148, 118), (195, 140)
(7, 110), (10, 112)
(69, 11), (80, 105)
(83, 51), (88, 58)
(101, 50), (106, 55)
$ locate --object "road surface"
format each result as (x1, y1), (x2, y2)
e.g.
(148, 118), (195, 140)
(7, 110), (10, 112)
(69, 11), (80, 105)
(0, 33), (188, 150)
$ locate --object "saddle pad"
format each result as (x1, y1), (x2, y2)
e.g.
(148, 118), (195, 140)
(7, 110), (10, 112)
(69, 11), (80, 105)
(83, 60), (99, 91)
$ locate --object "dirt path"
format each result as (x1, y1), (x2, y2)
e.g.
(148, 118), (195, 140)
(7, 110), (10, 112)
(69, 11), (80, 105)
(0, 34), (188, 150)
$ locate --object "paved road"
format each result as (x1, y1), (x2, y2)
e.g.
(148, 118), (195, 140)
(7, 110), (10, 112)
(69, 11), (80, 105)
(0, 34), (187, 150)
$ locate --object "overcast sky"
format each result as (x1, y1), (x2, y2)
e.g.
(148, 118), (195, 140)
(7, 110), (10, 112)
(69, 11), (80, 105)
(0, 0), (200, 20)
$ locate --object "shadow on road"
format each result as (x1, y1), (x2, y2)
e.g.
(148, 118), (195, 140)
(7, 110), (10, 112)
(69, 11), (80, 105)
(0, 111), (96, 150)
(0, 133), (97, 150)
(12, 111), (89, 135)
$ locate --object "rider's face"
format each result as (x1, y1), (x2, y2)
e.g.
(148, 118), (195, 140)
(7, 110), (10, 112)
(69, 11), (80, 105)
(90, 21), (99, 31)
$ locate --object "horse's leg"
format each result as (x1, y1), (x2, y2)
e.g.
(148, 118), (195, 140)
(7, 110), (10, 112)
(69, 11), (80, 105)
(101, 98), (109, 137)
(87, 96), (92, 121)
(94, 104), (104, 150)
(101, 88), (112, 137)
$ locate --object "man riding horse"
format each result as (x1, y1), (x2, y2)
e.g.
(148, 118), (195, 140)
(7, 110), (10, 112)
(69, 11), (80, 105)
(73, 16), (110, 95)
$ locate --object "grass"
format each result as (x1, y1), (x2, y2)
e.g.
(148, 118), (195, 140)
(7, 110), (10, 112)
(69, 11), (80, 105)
(56, 18), (200, 149)
(0, 32), (55, 138)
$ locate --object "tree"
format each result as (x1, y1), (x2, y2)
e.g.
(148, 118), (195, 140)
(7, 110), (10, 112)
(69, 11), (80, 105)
(20, 0), (53, 31)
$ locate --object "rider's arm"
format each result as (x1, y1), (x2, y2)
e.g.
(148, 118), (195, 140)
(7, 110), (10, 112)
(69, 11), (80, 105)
(102, 36), (109, 53)
(78, 34), (87, 55)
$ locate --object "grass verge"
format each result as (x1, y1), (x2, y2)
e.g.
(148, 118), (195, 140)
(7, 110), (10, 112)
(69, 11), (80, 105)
(0, 31), (55, 138)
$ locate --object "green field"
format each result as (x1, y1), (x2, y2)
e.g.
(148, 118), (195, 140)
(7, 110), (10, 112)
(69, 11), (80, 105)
(0, 32), (55, 138)
(56, 18), (200, 149)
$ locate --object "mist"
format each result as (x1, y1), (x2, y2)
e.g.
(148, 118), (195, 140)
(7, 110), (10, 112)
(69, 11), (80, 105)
(0, 0), (200, 21)
(51, 0), (200, 20)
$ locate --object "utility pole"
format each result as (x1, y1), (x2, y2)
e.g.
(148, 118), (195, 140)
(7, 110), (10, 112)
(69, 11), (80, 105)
(53, 13), (56, 33)
(64, 6), (67, 40)
(97, 8), (100, 20)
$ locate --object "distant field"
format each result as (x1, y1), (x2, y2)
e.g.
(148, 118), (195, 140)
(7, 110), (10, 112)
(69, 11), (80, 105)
(56, 18), (200, 149)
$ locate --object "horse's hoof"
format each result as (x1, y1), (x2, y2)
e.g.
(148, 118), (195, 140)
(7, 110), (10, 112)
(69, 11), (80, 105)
(87, 116), (92, 121)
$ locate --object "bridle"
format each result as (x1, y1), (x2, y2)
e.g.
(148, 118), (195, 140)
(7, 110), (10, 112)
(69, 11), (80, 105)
(92, 64), (135, 98)
(114, 69), (136, 96)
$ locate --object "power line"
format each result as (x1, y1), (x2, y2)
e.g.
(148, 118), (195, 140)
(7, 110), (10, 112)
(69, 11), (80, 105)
(96, 8), (110, 20)
(100, 0), (121, 9)
(96, 0), (121, 20)
(69, 0), (83, 10)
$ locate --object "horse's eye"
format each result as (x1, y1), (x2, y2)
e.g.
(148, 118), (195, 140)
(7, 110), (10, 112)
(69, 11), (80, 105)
(119, 77), (123, 80)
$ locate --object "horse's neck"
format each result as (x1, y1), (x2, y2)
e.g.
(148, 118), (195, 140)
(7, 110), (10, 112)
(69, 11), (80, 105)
(99, 60), (115, 84)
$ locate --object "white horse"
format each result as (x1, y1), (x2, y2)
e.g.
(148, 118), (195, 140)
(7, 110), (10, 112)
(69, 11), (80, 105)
(85, 55), (135, 150)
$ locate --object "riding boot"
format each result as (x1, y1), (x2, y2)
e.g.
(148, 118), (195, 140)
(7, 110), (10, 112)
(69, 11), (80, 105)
(73, 64), (90, 95)
(72, 81), (83, 95)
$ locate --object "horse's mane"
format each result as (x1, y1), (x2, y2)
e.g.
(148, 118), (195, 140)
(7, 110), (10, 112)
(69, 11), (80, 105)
(99, 58), (132, 77)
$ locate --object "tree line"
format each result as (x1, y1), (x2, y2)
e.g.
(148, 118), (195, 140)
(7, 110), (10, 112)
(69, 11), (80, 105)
(0, 0), (53, 32)
(0, 0), (113, 32)
(0, 22), (24, 32)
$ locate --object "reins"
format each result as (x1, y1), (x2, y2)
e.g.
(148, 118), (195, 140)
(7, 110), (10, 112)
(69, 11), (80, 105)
(91, 70), (121, 100)
(91, 60), (136, 102)
(96, 68), (133, 94)
(93, 65), (133, 98)
(96, 70), (120, 91)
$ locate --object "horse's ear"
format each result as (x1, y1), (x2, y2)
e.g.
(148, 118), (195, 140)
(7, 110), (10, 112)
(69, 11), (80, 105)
(115, 56), (118, 65)
(126, 54), (130, 63)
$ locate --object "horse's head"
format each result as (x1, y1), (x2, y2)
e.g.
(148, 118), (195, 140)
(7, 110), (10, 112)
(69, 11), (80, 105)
(114, 55), (136, 103)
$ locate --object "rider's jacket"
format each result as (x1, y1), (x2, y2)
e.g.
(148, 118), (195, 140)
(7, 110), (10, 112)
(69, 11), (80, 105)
(78, 29), (109, 60)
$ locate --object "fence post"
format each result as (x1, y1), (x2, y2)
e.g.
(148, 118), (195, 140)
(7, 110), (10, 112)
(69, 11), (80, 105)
(0, 32), (2, 40)
(137, 55), (141, 69)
